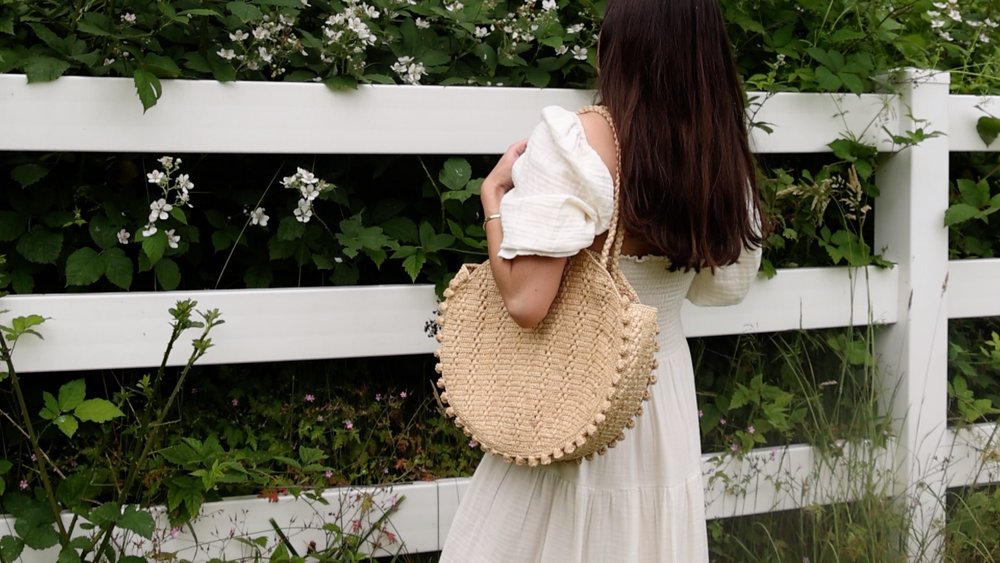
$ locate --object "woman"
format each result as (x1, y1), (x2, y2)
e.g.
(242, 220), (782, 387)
(440, 0), (762, 561)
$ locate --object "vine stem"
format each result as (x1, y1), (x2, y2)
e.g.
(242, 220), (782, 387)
(0, 408), (66, 479)
(0, 331), (69, 541)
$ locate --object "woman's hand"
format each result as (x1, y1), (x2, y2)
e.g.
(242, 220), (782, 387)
(481, 139), (527, 215)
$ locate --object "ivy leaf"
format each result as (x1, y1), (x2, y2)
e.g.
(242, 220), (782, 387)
(58, 379), (86, 412)
(16, 227), (63, 264)
(74, 399), (124, 423)
(22, 55), (71, 83)
(102, 247), (133, 290)
(154, 258), (181, 290)
(54, 415), (79, 438)
(119, 506), (155, 539)
(977, 116), (1000, 147)
(133, 69), (162, 112)
(11, 163), (49, 188)
(945, 203), (982, 226)
(439, 158), (472, 191)
(65, 247), (105, 286)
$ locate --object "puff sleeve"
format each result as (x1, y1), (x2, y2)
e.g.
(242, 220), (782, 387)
(496, 106), (615, 260)
(686, 210), (763, 306)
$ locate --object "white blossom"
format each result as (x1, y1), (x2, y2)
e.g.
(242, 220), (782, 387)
(258, 46), (273, 63)
(217, 48), (236, 60)
(566, 23), (585, 34)
(146, 170), (167, 186)
(157, 156), (174, 168)
(142, 224), (157, 237)
(250, 207), (269, 227)
(390, 56), (427, 85)
(103, 58), (115, 66)
(541, 0), (557, 11)
(149, 198), (173, 222)
(121, 12), (136, 24)
(165, 229), (180, 249)
(444, 1), (463, 12)
(117, 229), (130, 245)
(474, 26), (490, 39)
(571, 45), (588, 61)
(554, 44), (568, 56)
(980, 32), (991, 43)
(252, 26), (270, 40)
(415, 18), (430, 29)
(293, 198), (313, 223)
(230, 30), (249, 41)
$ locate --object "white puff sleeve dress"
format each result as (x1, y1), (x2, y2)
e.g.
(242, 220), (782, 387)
(439, 106), (761, 563)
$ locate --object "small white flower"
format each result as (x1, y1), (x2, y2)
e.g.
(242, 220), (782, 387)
(117, 229), (130, 245)
(297, 168), (319, 185)
(279, 14), (295, 26)
(146, 170), (167, 186)
(249, 207), (269, 227)
(301, 184), (320, 201)
(149, 198), (173, 222)
(554, 44), (568, 56)
(157, 156), (174, 168)
(229, 30), (249, 41)
(293, 198), (313, 223)
(566, 23), (585, 34)
(444, 1), (463, 12)
(165, 229), (180, 249)
(258, 46), (273, 63)
(217, 48), (236, 60)
(939, 30), (953, 41)
(947, 8), (961, 22)
(474, 26), (490, 39)
(541, 0), (557, 11)
(103, 58), (115, 66)
(300, 0), (310, 6)
(252, 26), (269, 40)
(121, 12), (136, 24)
(571, 45), (588, 61)
(415, 18), (430, 29)
(142, 224), (157, 237)
(980, 32), (990, 43)
(175, 174), (194, 192)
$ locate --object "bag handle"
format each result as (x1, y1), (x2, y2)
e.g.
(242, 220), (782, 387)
(577, 105), (625, 270)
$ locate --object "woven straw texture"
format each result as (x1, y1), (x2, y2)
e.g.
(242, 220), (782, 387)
(435, 106), (660, 465)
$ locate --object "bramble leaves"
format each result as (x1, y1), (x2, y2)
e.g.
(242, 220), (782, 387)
(977, 116), (1000, 147)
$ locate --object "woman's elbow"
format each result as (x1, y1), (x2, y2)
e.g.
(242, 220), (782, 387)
(504, 296), (551, 328)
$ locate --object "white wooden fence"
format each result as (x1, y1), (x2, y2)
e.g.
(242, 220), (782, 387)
(1, 69), (999, 561)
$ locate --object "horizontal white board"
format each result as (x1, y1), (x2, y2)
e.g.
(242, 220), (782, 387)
(0, 75), (899, 155)
(948, 259), (1000, 319)
(943, 423), (1000, 488)
(0, 266), (897, 374)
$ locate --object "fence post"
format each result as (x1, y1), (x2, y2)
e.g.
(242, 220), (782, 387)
(874, 68), (951, 561)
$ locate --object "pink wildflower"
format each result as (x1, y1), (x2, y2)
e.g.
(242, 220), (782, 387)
(730, 443), (739, 452)
(469, 439), (479, 449)
(399, 391), (407, 399)
(747, 425), (756, 434)
(19, 479), (28, 490)
(231, 398), (239, 407)
(719, 418), (727, 426)
(170, 527), (180, 538)
(324, 470), (333, 479)
(304, 393), (315, 403)
(375, 393), (382, 401)
(344, 419), (354, 430)
(351, 519), (363, 533)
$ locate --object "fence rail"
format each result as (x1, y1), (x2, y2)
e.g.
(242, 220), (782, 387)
(2, 71), (999, 561)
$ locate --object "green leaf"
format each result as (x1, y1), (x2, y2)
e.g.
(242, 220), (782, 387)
(22, 55), (71, 83)
(144, 53), (181, 78)
(57, 472), (97, 509)
(1, 535), (25, 560)
(40, 391), (60, 419)
(133, 69), (162, 112)
(119, 506), (155, 539)
(88, 214), (119, 249)
(20, 523), (59, 550)
(0, 211), (28, 242)
(155, 258), (181, 290)
(814, 66), (841, 91)
(74, 399), (124, 423)
(102, 247), (133, 290)
(57, 545), (83, 563)
(945, 203), (982, 226)
(323, 75), (358, 91)
(298, 446), (326, 465)
(523, 67), (551, 88)
(88, 502), (121, 527)
(65, 247), (105, 286)
(141, 230), (168, 265)
(0, 14), (14, 35)
(54, 414), (79, 438)
(76, 13), (113, 36)
(58, 379), (86, 412)
(16, 227), (63, 264)
(277, 216), (306, 241)
(0, 460), (11, 475)
(402, 252), (426, 282)
(227, 1), (264, 22)
(439, 158), (472, 190)
(11, 163), (49, 188)
(976, 116), (1000, 147)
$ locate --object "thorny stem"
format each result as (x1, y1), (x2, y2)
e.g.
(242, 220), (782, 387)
(0, 331), (69, 541)
(91, 309), (221, 560)
(0, 407), (66, 479)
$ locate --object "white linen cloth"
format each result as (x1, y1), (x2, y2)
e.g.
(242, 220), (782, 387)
(440, 106), (761, 563)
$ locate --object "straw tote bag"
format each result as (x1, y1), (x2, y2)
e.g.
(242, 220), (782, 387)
(433, 105), (660, 466)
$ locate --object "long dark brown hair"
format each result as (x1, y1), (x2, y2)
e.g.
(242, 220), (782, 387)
(598, 0), (763, 269)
